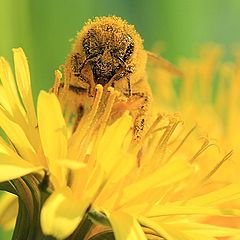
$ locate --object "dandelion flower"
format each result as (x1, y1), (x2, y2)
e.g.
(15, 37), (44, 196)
(0, 49), (240, 240)
(41, 57), (240, 239)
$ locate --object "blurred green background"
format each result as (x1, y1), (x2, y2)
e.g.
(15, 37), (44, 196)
(0, 0), (240, 238)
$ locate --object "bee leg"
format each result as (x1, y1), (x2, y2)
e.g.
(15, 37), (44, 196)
(70, 53), (97, 96)
(64, 53), (84, 92)
(131, 93), (151, 141)
(127, 77), (132, 97)
(106, 65), (134, 91)
(70, 54), (87, 81)
(71, 53), (82, 74)
(72, 105), (84, 133)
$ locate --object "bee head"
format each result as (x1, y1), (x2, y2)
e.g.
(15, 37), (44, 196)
(79, 17), (140, 85)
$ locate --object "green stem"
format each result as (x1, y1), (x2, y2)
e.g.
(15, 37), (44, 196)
(10, 175), (49, 240)
(11, 178), (33, 240)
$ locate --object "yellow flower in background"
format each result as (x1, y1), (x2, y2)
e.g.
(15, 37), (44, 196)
(152, 45), (240, 236)
(0, 48), (240, 240)
(153, 45), (240, 150)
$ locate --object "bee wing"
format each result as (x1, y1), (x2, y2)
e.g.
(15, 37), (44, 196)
(146, 51), (183, 77)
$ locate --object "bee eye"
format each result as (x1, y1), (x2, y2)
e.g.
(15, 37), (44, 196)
(83, 32), (104, 57)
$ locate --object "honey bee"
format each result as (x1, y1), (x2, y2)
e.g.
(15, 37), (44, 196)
(54, 16), (182, 140)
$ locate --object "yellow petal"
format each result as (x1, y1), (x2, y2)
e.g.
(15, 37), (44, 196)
(178, 222), (240, 237)
(108, 211), (147, 240)
(138, 216), (176, 240)
(41, 187), (89, 239)
(140, 216), (240, 240)
(0, 56), (23, 114)
(0, 106), (38, 164)
(13, 48), (37, 128)
(168, 221), (240, 239)
(56, 159), (86, 170)
(97, 112), (132, 176)
(37, 91), (67, 160)
(0, 56), (29, 135)
(0, 153), (42, 182)
(0, 135), (16, 155)
(146, 204), (240, 218)
(121, 160), (192, 204)
(0, 85), (12, 114)
(0, 192), (18, 230)
(71, 163), (105, 201)
(186, 184), (240, 206)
